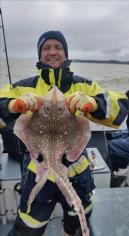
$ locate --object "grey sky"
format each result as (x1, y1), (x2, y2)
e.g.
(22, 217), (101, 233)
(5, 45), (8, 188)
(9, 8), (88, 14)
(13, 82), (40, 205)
(1, 0), (129, 61)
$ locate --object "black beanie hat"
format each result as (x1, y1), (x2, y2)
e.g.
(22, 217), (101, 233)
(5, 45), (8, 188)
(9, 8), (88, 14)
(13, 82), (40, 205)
(37, 30), (68, 59)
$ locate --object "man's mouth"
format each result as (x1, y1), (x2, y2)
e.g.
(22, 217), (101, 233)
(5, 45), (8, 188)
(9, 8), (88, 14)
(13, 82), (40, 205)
(48, 58), (59, 61)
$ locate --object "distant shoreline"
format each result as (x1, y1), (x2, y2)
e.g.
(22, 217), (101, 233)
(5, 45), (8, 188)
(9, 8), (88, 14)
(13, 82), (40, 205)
(72, 59), (129, 65)
(1, 58), (129, 65)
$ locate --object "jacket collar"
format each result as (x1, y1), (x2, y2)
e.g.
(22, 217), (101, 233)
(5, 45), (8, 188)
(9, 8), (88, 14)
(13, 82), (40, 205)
(36, 59), (73, 92)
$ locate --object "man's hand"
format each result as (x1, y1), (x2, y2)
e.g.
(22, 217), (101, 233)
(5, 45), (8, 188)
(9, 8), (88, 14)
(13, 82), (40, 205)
(8, 93), (43, 113)
(67, 92), (98, 113)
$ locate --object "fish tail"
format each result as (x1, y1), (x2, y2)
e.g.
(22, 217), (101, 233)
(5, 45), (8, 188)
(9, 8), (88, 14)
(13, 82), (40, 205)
(55, 172), (89, 236)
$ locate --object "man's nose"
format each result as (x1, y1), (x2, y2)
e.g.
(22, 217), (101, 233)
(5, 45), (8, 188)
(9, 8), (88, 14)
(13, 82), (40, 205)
(49, 47), (57, 55)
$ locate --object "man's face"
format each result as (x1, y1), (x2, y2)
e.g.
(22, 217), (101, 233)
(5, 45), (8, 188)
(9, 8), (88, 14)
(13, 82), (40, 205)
(40, 39), (66, 68)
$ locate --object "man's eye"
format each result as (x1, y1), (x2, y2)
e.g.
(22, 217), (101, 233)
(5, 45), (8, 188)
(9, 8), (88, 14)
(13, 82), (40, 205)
(56, 45), (63, 50)
(43, 47), (49, 50)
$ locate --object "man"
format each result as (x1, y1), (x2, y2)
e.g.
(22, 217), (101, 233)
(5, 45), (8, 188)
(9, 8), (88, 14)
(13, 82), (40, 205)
(0, 31), (129, 236)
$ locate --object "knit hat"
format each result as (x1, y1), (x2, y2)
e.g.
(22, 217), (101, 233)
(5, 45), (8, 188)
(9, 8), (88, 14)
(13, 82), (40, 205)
(37, 30), (68, 59)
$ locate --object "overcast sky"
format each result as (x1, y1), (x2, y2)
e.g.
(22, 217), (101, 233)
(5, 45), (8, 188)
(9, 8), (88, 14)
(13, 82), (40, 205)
(1, 0), (129, 61)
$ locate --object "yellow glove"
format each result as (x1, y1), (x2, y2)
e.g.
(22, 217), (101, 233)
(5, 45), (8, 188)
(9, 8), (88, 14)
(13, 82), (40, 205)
(67, 92), (98, 113)
(8, 93), (43, 113)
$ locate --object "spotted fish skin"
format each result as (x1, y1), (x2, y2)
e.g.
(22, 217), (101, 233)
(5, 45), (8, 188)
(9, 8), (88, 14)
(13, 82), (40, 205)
(14, 86), (91, 236)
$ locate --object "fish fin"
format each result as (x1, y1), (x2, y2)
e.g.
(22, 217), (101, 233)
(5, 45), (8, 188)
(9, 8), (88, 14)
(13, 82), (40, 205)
(65, 116), (91, 162)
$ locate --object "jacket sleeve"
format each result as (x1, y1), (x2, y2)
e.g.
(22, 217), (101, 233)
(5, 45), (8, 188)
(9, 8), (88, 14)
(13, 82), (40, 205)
(0, 76), (38, 126)
(0, 84), (22, 125)
(83, 81), (129, 128)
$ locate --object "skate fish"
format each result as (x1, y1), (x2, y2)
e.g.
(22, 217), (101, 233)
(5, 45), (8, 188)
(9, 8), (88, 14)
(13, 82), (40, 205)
(14, 86), (91, 236)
